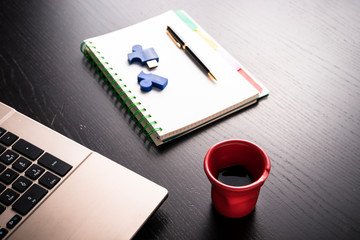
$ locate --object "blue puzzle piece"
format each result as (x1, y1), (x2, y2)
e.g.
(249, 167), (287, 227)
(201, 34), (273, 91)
(128, 45), (159, 68)
(138, 71), (168, 92)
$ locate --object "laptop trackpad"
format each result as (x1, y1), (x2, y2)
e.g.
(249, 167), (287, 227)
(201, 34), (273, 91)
(10, 152), (168, 240)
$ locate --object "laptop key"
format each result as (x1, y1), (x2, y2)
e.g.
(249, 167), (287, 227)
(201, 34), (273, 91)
(38, 153), (72, 177)
(0, 149), (19, 165)
(0, 168), (19, 185)
(0, 188), (19, 206)
(12, 139), (44, 160)
(0, 163), (5, 173)
(25, 164), (45, 180)
(0, 183), (5, 193)
(39, 172), (61, 189)
(0, 228), (8, 240)
(0, 145), (5, 155)
(12, 157), (32, 172)
(0, 132), (18, 146)
(0, 127), (6, 137)
(6, 214), (22, 229)
(0, 204), (5, 214)
(12, 184), (48, 215)
(12, 176), (32, 193)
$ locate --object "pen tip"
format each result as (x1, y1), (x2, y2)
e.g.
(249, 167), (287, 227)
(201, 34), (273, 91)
(208, 72), (217, 81)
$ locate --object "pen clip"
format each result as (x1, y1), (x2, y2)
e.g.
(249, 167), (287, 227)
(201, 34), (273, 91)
(166, 26), (185, 49)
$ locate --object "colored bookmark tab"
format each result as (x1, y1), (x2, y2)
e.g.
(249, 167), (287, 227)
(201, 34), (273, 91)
(174, 10), (197, 31)
(238, 68), (263, 92)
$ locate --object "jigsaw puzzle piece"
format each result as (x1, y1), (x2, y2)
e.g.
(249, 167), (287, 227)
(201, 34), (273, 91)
(128, 45), (159, 69)
(138, 71), (168, 92)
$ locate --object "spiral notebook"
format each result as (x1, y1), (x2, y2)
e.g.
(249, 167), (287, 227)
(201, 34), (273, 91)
(81, 10), (269, 146)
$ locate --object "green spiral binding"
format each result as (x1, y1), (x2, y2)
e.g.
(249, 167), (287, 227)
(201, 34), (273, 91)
(80, 41), (162, 143)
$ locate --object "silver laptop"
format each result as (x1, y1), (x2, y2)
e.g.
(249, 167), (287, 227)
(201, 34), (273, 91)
(0, 102), (168, 240)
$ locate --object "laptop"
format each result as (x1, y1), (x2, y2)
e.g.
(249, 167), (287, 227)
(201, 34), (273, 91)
(0, 102), (168, 239)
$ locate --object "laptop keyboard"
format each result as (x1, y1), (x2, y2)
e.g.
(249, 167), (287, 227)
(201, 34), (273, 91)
(0, 127), (72, 238)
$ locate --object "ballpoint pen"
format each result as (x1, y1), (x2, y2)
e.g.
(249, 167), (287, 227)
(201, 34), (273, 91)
(166, 25), (216, 81)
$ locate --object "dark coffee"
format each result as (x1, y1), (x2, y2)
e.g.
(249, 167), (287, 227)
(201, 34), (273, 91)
(217, 165), (254, 187)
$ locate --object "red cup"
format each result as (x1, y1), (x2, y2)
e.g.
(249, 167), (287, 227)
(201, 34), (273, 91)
(204, 139), (271, 218)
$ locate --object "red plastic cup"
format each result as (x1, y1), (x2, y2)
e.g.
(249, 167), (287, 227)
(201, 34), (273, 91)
(204, 139), (271, 218)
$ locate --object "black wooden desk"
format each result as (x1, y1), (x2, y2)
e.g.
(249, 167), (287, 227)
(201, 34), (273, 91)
(1, 0), (359, 239)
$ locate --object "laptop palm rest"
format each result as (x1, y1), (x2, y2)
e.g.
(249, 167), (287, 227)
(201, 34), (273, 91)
(10, 152), (168, 240)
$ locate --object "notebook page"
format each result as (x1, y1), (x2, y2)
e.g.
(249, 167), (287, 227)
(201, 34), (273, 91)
(86, 11), (259, 141)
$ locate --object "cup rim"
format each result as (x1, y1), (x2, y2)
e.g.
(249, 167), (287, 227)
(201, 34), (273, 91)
(204, 139), (271, 191)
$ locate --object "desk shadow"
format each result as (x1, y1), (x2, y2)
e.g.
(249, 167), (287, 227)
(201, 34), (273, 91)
(207, 205), (257, 240)
(132, 209), (169, 240)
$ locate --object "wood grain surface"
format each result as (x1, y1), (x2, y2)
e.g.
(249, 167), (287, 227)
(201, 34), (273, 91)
(1, 0), (359, 239)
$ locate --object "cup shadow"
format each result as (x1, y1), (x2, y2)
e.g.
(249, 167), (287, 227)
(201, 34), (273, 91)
(207, 205), (257, 240)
